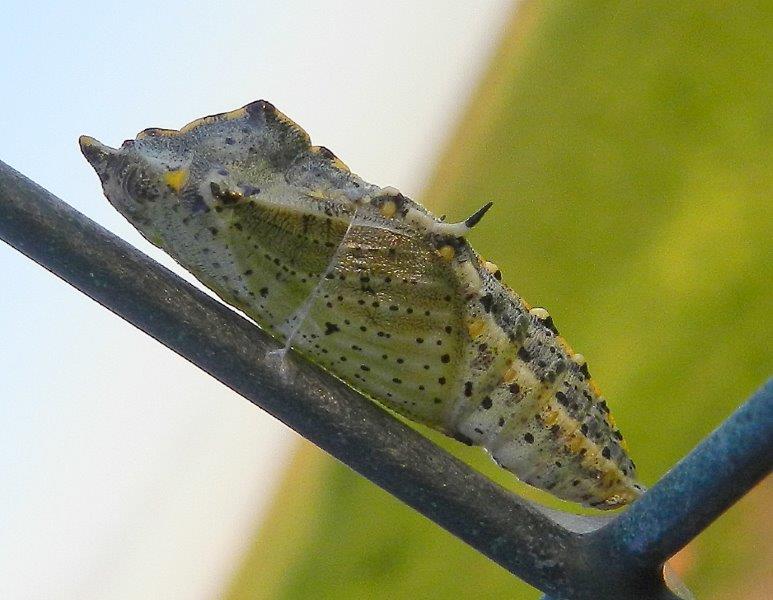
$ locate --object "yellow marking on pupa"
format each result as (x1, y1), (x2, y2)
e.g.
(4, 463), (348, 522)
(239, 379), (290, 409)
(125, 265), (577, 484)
(136, 128), (179, 139)
(78, 135), (99, 149)
(438, 244), (455, 261)
(180, 107), (249, 134)
(163, 168), (188, 192)
(483, 260), (500, 276)
(543, 409), (560, 427)
(305, 189), (328, 201)
(502, 366), (519, 384)
(601, 469), (620, 488)
(567, 433), (586, 455)
(467, 318), (486, 339)
(379, 200), (397, 219)
(309, 146), (350, 172)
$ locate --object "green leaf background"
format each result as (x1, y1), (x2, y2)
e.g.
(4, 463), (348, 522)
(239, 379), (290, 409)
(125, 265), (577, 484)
(226, 2), (772, 598)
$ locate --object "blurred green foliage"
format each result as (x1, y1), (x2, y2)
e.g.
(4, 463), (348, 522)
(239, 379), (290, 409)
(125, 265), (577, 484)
(227, 1), (772, 598)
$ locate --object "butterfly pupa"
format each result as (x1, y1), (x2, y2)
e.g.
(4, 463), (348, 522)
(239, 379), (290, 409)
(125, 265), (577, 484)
(80, 100), (644, 509)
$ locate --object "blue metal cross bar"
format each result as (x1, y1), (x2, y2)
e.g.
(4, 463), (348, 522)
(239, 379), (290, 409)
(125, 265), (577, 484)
(1, 160), (770, 600)
(588, 379), (772, 570)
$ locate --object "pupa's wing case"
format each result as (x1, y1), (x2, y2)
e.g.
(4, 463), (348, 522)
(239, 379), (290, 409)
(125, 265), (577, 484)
(80, 100), (643, 509)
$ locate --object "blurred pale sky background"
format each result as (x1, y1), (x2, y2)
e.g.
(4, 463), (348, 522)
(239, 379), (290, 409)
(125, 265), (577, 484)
(0, 1), (512, 598)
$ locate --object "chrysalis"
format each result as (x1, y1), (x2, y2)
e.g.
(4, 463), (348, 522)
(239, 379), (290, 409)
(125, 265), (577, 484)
(80, 100), (643, 509)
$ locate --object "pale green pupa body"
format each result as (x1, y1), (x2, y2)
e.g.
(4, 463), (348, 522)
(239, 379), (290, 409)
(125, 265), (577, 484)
(80, 100), (643, 509)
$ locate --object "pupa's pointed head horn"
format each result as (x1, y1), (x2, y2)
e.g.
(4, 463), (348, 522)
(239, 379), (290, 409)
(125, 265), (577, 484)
(79, 135), (116, 181)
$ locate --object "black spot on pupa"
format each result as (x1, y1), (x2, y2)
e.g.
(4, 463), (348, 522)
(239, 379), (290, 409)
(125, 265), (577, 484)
(259, 287), (269, 298)
(210, 182), (242, 205)
(555, 391), (569, 406)
(438, 377), (446, 385)
(579, 363), (591, 379)
(480, 293), (494, 313)
(441, 353), (451, 364)
(225, 137), (235, 145)
(464, 381), (473, 397)
(187, 192), (209, 214)
(498, 417), (505, 426)
(542, 316), (559, 335)
(360, 365), (370, 372)
(324, 322), (340, 335)
(523, 432), (534, 444)
(517, 346), (531, 362)
(602, 446), (612, 459)
(480, 396), (492, 410)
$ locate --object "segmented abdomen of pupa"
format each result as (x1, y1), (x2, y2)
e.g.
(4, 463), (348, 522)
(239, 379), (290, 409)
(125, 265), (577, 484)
(440, 244), (643, 508)
(79, 99), (643, 509)
(307, 229), (643, 509)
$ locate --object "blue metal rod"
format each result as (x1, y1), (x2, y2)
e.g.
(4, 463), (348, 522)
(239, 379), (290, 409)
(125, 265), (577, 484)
(586, 378), (773, 569)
